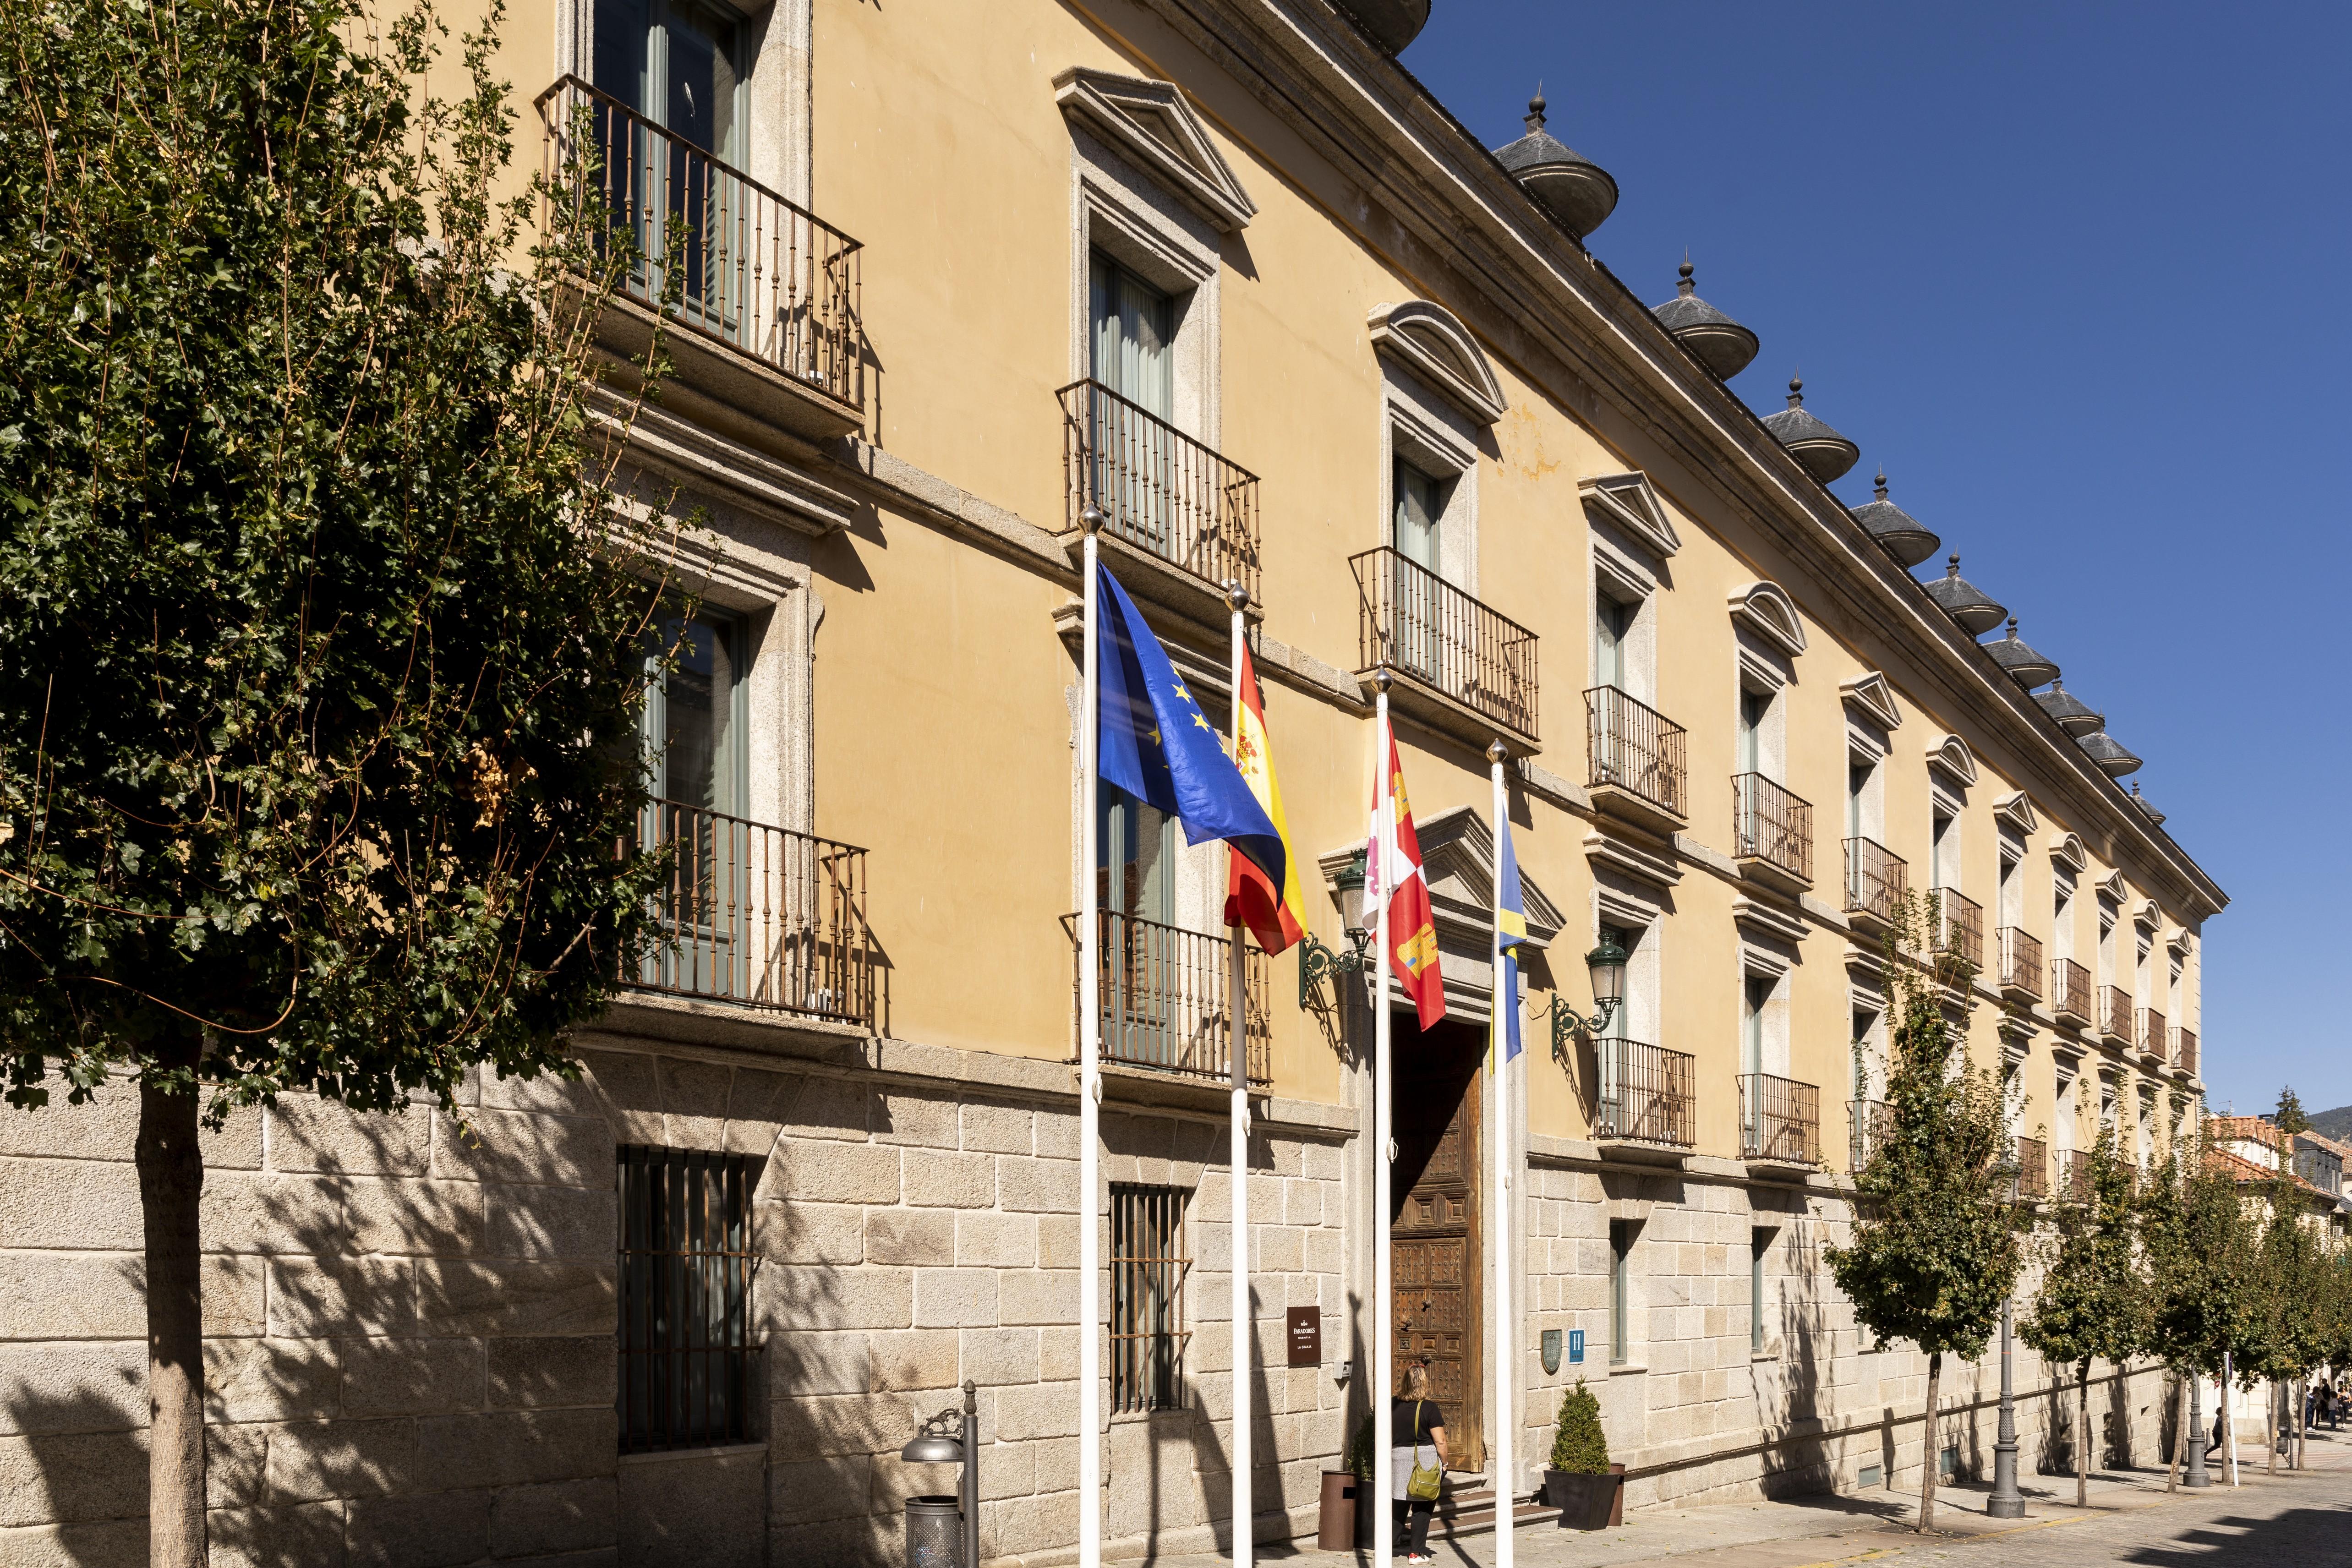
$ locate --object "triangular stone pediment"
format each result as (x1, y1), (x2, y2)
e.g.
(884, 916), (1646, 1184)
(1840, 671), (1903, 731)
(1414, 803), (1564, 945)
(1579, 472), (1680, 559)
(1054, 68), (1257, 232)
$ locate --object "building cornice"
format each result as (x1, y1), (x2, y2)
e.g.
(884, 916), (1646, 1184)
(1111, 0), (2225, 919)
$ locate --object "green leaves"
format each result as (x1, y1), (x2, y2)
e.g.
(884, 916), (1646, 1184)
(1827, 893), (2022, 1363)
(0, 0), (671, 1122)
(1549, 1379), (1608, 1474)
(2020, 1124), (2148, 1376)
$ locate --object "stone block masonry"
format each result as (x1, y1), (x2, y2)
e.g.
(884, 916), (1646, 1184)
(0, 1051), (1355, 1568)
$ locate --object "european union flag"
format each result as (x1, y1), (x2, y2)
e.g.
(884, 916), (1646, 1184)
(1492, 813), (1527, 1064)
(1096, 562), (1286, 892)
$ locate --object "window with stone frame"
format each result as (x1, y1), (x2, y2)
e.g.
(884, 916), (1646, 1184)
(1109, 1183), (1189, 1412)
(618, 1145), (760, 1452)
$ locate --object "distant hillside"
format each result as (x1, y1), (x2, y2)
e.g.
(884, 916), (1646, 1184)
(2313, 1104), (2352, 1142)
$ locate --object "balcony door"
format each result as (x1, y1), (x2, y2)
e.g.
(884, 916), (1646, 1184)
(1096, 783), (1180, 1068)
(643, 607), (748, 997)
(594, 0), (747, 333)
(1088, 256), (1176, 553)
(1390, 459), (1448, 682)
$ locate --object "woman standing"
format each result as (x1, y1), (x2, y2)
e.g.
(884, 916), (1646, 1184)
(1391, 1363), (1447, 1564)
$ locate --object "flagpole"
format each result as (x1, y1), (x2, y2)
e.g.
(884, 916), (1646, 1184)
(1372, 668), (1395, 1567)
(1078, 507), (1104, 1567)
(1225, 582), (1253, 1568)
(1487, 739), (1515, 1568)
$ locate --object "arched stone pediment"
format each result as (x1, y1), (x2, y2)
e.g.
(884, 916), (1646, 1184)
(1928, 733), (1978, 787)
(1054, 68), (1257, 232)
(1369, 301), (1507, 426)
(1728, 580), (1807, 657)
(2048, 832), (2089, 874)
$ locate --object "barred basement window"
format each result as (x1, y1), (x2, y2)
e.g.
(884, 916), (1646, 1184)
(618, 1146), (760, 1452)
(1110, 1184), (1189, 1413)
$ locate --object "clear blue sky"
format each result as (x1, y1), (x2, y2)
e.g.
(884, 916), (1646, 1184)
(1398, 2), (2350, 1117)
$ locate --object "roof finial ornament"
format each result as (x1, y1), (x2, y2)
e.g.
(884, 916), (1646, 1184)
(1525, 84), (1547, 133)
(2006, 616), (2019, 640)
(1786, 372), (1804, 409)
(1947, 552), (1961, 579)
(1678, 251), (1695, 296)
(1873, 470), (1888, 501)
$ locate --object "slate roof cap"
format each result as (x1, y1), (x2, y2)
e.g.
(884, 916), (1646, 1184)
(1760, 375), (1860, 482)
(1651, 260), (1759, 381)
(1985, 617), (2060, 689)
(2036, 679), (2104, 736)
(1849, 472), (1941, 568)
(1922, 553), (2007, 635)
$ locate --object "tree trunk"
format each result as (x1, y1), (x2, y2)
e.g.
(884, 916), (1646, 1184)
(138, 1058), (208, 1568)
(2265, 1382), (2277, 1477)
(2076, 1360), (2090, 1507)
(2294, 1375), (2305, 1470)
(1918, 1351), (1941, 1533)
(2166, 1369), (2185, 1492)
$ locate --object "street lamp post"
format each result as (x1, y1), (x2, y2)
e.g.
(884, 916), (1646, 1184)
(1988, 1295), (2024, 1518)
(2186, 1369), (2210, 1487)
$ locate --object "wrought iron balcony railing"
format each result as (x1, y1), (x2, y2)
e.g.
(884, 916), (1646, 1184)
(2101, 985), (2133, 1041)
(1583, 687), (1686, 818)
(537, 77), (863, 410)
(1070, 910), (1270, 1086)
(1592, 1039), (1695, 1149)
(2013, 1135), (2050, 1201)
(1733, 774), (1813, 883)
(1060, 379), (1261, 601)
(2172, 1026), (2198, 1076)
(1843, 837), (1906, 926)
(2051, 958), (2094, 1026)
(1931, 887), (1984, 972)
(1998, 926), (2043, 999)
(1848, 1098), (1893, 1172)
(1739, 1073), (1820, 1166)
(634, 801), (873, 1025)
(1352, 547), (1538, 738)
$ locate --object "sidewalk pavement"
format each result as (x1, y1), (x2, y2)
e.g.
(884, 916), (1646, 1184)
(1133, 1425), (2351, 1568)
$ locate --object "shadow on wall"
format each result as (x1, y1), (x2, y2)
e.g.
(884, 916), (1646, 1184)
(2037, 1377), (2077, 1477)
(5, 1058), (843, 1568)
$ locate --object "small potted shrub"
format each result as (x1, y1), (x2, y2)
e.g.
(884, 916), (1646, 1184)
(1543, 1379), (1622, 1529)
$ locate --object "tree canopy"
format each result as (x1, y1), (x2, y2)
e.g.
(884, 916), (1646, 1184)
(0, 0), (669, 1119)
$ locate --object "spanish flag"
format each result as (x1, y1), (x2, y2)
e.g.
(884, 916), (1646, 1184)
(1373, 729), (1447, 1031)
(1223, 642), (1306, 954)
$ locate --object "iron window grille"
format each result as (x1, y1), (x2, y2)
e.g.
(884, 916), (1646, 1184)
(1110, 1184), (1189, 1413)
(618, 1146), (760, 1453)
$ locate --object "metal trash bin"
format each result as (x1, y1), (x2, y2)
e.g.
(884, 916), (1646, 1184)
(905, 1495), (963, 1568)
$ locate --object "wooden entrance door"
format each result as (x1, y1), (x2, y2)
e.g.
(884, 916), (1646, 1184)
(1392, 1023), (1484, 1472)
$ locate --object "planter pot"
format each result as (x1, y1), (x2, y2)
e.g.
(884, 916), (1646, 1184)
(1545, 1469), (1619, 1530)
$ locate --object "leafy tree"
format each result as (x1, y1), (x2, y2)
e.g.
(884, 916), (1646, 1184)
(1827, 894), (2021, 1532)
(0, 0), (676, 1558)
(2241, 1165), (2325, 1474)
(2020, 1123), (2148, 1506)
(2139, 1129), (2254, 1484)
(1549, 1378), (1609, 1473)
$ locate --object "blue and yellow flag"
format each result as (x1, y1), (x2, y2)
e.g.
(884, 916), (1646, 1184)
(1490, 814), (1527, 1066)
(1096, 562), (1286, 891)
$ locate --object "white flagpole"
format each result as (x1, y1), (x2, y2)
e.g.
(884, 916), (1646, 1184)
(1372, 669), (1395, 1566)
(1226, 583), (1253, 1568)
(1488, 740), (1514, 1568)
(1079, 509), (1104, 1566)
